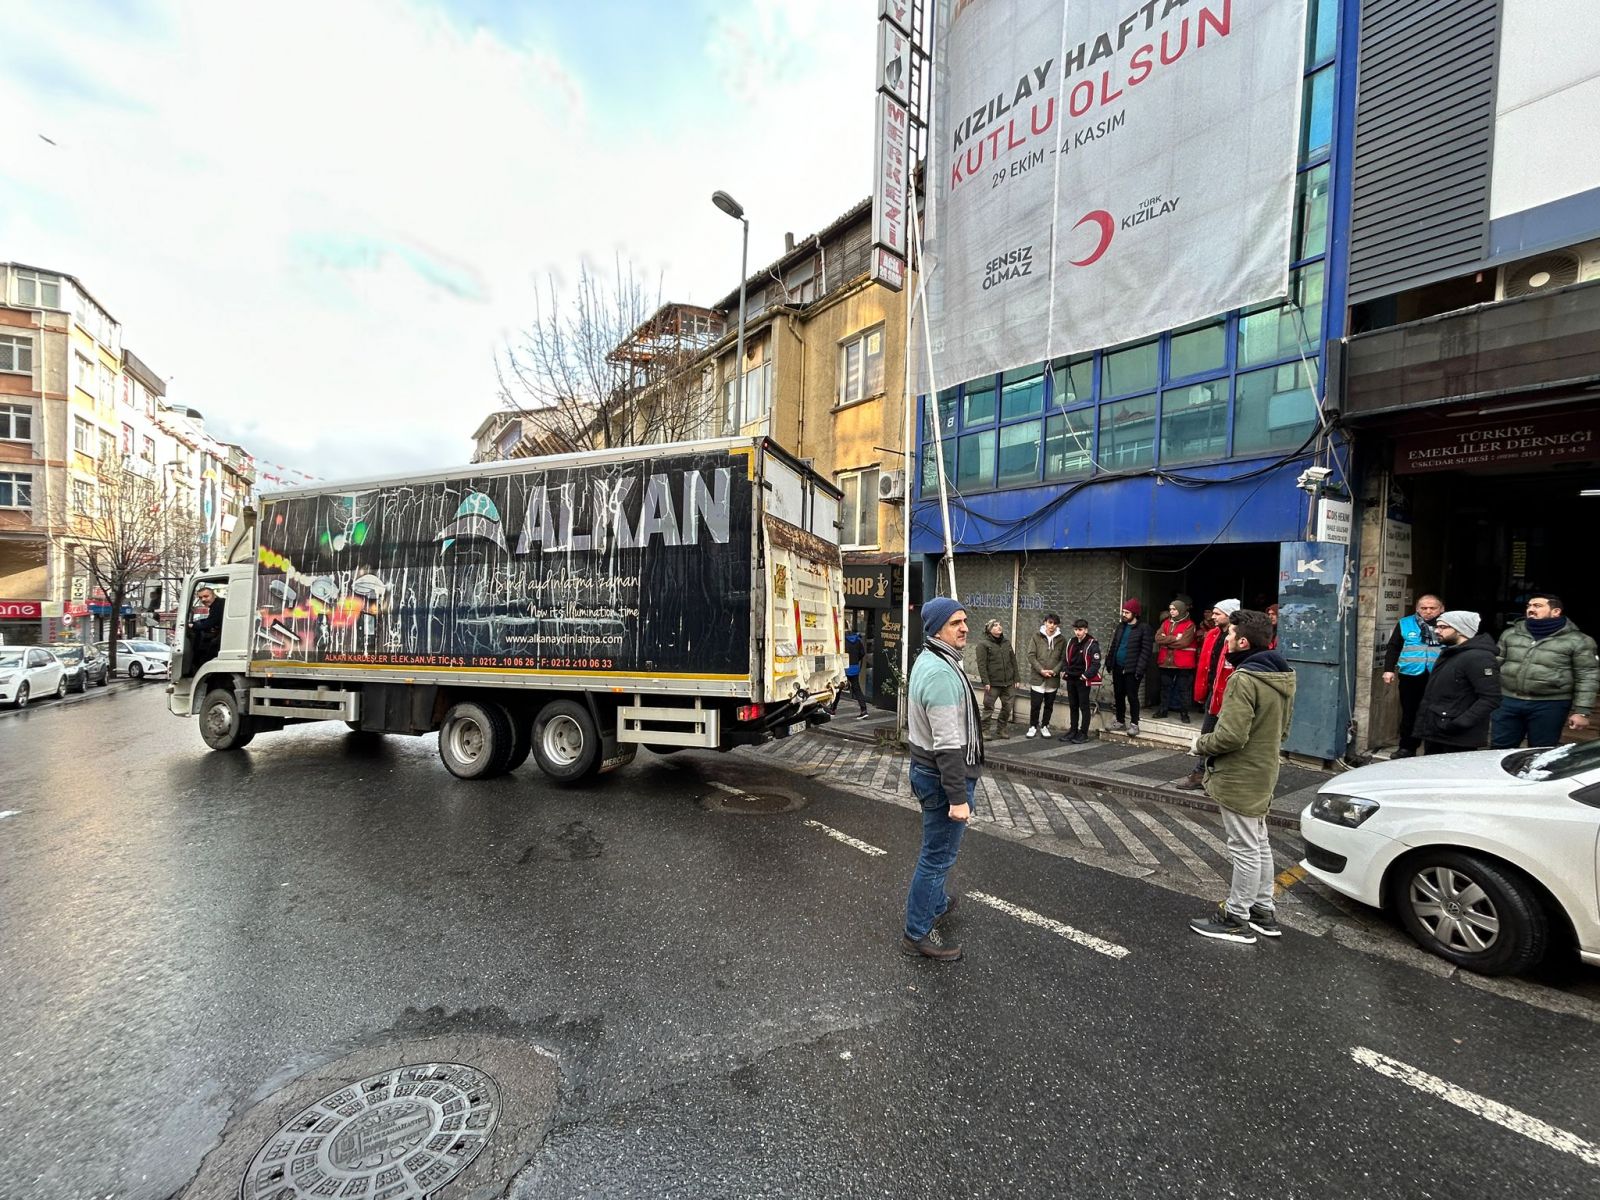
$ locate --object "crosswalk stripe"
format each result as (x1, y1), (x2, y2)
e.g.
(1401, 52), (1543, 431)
(1126, 808), (1221, 883)
(1045, 788), (1105, 851)
(1351, 1047), (1600, 1168)
(968, 891), (1130, 959)
(1080, 797), (1161, 866)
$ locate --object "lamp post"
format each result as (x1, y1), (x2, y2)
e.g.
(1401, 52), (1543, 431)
(711, 190), (749, 429)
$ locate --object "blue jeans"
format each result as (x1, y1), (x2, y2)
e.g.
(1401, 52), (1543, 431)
(904, 762), (975, 940)
(1491, 696), (1570, 749)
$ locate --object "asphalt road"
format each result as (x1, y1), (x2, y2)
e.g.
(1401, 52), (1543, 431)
(1, 690), (1597, 1198)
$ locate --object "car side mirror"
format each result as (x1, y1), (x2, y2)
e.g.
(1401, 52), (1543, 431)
(1570, 780), (1600, 809)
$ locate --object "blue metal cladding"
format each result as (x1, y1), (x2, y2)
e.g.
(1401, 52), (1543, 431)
(911, 0), (1358, 557)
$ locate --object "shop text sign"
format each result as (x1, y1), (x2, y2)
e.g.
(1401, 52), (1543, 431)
(1394, 411), (1600, 475)
(0, 601), (43, 620)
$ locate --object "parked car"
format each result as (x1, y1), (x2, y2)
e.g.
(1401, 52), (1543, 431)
(0, 646), (68, 708)
(52, 643), (110, 692)
(1301, 743), (1600, 976)
(97, 638), (173, 680)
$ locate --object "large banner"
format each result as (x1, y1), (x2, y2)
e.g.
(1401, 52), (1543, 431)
(926, 0), (1307, 385)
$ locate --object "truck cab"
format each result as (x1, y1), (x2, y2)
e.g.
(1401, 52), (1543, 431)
(167, 564), (255, 736)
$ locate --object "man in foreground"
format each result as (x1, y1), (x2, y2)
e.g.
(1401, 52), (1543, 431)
(903, 597), (981, 962)
(1189, 609), (1296, 945)
(1492, 593), (1596, 748)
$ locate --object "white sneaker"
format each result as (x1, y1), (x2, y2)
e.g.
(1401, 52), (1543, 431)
(1128, 722), (1140, 736)
(1038, 726), (1052, 739)
(1025, 726), (1037, 738)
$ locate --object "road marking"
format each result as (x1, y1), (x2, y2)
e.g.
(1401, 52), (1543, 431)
(0, 810), (18, 820)
(1275, 864), (1307, 894)
(968, 891), (1130, 960)
(802, 819), (887, 857)
(1351, 1046), (1600, 1168)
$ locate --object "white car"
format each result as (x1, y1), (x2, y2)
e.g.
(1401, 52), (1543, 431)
(98, 638), (172, 680)
(0, 646), (68, 708)
(1301, 742), (1600, 976)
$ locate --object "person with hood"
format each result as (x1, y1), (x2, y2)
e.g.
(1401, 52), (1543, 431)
(1062, 618), (1103, 744)
(1153, 598), (1199, 722)
(1381, 593), (1445, 758)
(976, 618), (1019, 738)
(1491, 593), (1597, 749)
(1179, 599), (1239, 790)
(903, 597), (982, 962)
(1414, 610), (1501, 754)
(830, 627), (869, 719)
(1188, 609), (1296, 944)
(1025, 612), (1067, 738)
(1108, 599), (1153, 736)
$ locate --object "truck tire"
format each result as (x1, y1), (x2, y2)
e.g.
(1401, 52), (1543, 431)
(439, 700), (513, 780)
(200, 687), (256, 751)
(504, 707), (533, 773)
(531, 699), (601, 784)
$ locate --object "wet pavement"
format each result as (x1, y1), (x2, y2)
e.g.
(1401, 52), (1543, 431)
(2, 690), (1598, 1198)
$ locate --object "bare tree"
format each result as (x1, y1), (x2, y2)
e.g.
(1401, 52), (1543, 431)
(497, 259), (723, 452)
(74, 462), (180, 675)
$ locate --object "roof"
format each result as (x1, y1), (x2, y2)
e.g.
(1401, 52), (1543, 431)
(121, 348), (166, 396)
(712, 196), (872, 311)
(1, 261), (118, 325)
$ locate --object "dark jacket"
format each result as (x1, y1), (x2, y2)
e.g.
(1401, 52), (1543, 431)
(975, 630), (1019, 688)
(843, 632), (865, 677)
(1496, 619), (1597, 714)
(1026, 626), (1067, 692)
(1064, 634), (1103, 682)
(1415, 632), (1502, 747)
(1108, 620), (1153, 678)
(1197, 650), (1297, 817)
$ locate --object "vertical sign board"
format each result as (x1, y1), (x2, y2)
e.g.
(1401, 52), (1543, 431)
(871, 2), (915, 293)
(926, 0), (1307, 382)
(1278, 540), (1348, 760)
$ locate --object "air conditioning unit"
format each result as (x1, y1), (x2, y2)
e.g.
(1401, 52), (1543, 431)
(878, 469), (906, 503)
(1496, 240), (1600, 300)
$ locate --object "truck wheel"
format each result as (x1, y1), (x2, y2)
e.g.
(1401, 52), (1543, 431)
(531, 699), (600, 784)
(200, 687), (256, 751)
(504, 708), (533, 773)
(439, 700), (513, 780)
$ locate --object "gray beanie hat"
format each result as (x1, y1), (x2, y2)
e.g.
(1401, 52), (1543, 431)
(1436, 610), (1481, 639)
(1213, 598), (1242, 618)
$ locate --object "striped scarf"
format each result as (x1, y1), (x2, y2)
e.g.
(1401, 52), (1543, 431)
(924, 635), (985, 768)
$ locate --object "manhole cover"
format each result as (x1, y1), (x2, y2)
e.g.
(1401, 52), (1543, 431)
(712, 789), (804, 814)
(242, 1062), (500, 1200)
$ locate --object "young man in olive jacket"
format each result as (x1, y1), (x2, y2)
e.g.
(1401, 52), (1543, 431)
(976, 618), (1020, 738)
(1415, 611), (1501, 755)
(1189, 610), (1296, 944)
(1491, 593), (1597, 749)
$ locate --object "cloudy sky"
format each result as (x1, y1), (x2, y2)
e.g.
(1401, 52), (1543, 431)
(0, 0), (876, 481)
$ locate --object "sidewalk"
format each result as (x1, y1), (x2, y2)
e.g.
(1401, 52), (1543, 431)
(815, 705), (1338, 828)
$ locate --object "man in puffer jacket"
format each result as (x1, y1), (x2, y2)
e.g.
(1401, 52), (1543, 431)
(975, 618), (1019, 738)
(1414, 611), (1501, 754)
(1491, 593), (1597, 749)
(1188, 610), (1295, 945)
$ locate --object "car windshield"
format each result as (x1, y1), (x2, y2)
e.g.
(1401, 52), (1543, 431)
(131, 640), (168, 653)
(1501, 741), (1600, 781)
(54, 647), (84, 664)
(0, 650), (23, 669)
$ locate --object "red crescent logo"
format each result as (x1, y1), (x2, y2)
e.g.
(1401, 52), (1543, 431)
(1069, 210), (1115, 267)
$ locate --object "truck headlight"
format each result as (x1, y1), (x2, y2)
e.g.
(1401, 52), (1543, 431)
(1310, 793), (1381, 828)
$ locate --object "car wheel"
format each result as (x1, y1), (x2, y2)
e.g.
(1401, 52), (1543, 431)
(129, 660), (145, 680)
(200, 687), (256, 751)
(55, 676), (68, 700)
(71, 673), (86, 694)
(96, 671), (108, 688)
(531, 699), (601, 784)
(1395, 850), (1549, 976)
(13, 683), (28, 709)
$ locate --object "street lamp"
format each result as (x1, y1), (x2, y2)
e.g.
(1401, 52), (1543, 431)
(711, 190), (749, 430)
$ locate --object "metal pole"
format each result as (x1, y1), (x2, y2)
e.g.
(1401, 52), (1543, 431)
(735, 217), (749, 427)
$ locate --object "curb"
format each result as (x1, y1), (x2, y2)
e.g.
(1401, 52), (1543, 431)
(814, 721), (1305, 831)
(0, 676), (148, 718)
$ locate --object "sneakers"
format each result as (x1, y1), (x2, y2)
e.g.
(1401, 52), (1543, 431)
(1248, 904), (1282, 938)
(1025, 726), (1038, 738)
(901, 928), (963, 961)
(1179, 711), (1191, 724)
(1070, 732), (1088, 744)
(1109, 721), (1127, 733)
(1038, 725), (1052, 739)
(856, 710), (870, 720)
(1128, 722), (1140, 737)
(1189, 904), (1256, 944)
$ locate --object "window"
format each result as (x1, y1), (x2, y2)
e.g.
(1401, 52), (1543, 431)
(1168, 320), (1226, 380)
(1099, 396), (1156, 470)
(1238, 262), (1324, 368)
(722, 360), (772, 430)
(141, 436), (156, 464)
(98, 363), (115, 407)
(1160, 381), (1230, 465)
(1301, 65), (1334, 162)
(925, 389), (957, 440)
(74, 417), (96, 455)
(961, 376), (996, 426)
(837, 468), (881, 548)
(1, 403), (31, 442)
(1235, 364), (1321, 457)
(15, 269), (61, 309)
(0, 334), (32, 374)
(1294, 164), (1331, 262)
(0, 471), (31, 508)
(121, 424), (134, 455)
(74, 352), (95, 395)
(957, 429), (996, 489)
(1045, 409), (1094, 480)
(71, 478), (94, 514)
(997, 421), (1041, 486)
(1307, 0), (1337, 63)
(1103, 340), (1158, 397)
(1051, 354), (1092, 407)
(921, 434), (954, 492)
(1000, 367), (1044, 421)
(100, 431), (118, 463)
(839, 328), (885, 404)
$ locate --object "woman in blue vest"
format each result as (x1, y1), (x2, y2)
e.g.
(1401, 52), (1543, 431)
(1381, 594), (1444, 759)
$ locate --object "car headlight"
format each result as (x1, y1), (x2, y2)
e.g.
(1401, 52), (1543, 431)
(1310, 793), (1381, 828)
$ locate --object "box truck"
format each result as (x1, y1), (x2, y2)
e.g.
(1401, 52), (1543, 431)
(167, 437), (847, 782)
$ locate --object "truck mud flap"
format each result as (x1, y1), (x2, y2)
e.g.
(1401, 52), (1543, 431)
(599, 731), (636, 774)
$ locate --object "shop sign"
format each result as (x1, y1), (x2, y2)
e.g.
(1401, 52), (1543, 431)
(1315, 497), (1352, 546)
(843, 564), (895, 609)
(1393, 410), (1600, 475)
(1383, 520), (1412, 575)
(0, 600), (43, 620)
(65, 601), (90, 617)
